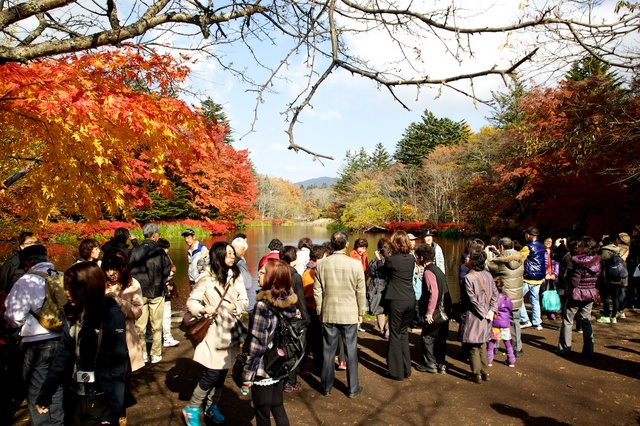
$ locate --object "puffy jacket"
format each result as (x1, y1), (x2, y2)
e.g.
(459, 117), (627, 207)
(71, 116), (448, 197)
(523, 239), (546, 281)
(567, 254), (601, 302)
(492, 293), (513, 329)
(487, 249), (525, 310)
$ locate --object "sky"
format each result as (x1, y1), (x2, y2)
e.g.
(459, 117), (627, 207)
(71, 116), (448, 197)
(175, 0), (626, 183)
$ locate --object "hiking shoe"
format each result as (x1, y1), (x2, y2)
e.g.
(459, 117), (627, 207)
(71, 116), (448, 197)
(610, 317), (617, 324)
(596, 316), (611, 323)
(520, 321), (532, 329)
(284, 382), (302, 393)
(163, 337), (180, 347)
(204, 405), (225, 423)
(151, 355), (162, 364)
(535, 324), (543, 331)
(183, 406), (201, 426)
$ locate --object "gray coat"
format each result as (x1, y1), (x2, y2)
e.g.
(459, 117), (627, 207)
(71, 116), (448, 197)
(459, 270), (498, 344)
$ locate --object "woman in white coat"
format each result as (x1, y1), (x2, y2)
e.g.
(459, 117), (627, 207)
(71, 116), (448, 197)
(183, 242), (248, 426)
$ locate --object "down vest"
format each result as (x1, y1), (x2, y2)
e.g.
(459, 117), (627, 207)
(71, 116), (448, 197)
(523, 239), (546, 281)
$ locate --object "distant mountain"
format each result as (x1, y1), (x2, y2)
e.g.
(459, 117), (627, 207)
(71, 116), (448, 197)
(295, 176), (336, 188)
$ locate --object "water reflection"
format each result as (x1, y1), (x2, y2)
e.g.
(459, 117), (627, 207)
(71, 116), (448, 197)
(0, 226), (464, 311)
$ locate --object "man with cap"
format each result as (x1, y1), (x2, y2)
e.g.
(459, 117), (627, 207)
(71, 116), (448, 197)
(182, 229), (208, 290)
(421, 230), (446, 275)
(519, 227), (546, 330)
(4, 245), (64, 425)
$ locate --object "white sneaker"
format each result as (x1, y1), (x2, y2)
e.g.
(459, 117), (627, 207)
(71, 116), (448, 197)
(535, 324), (543, 331)
(143, 354), (148, 363)
(151, 355), (162, 364)
(164, 338), (180, 347)
(520, 321), (532, 329)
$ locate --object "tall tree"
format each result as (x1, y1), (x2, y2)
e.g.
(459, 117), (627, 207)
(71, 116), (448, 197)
(394, 110), (471, 166)
(0, 48), (256, 223)
(488, 77), (528, 130)
(369, 143), (393, 170)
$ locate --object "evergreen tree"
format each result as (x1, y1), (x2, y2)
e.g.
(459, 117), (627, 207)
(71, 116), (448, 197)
(200, 97), (235, 144)
(394, 110), (470, 166)
(488, 76), (528, 130)
(369, 142), (393, 169)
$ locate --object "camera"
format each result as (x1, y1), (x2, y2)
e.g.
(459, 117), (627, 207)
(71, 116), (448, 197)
(76, 370), (95, 383)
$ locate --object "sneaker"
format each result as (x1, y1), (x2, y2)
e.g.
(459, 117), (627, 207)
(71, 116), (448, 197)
(610, 317), (617, 324)
(520, 321), (532, 329)
(357, 325), (365, 332)
(204, 405), (225, 423)
(415, 364), (437, 373)
(163, 337), (180, 347)
(151, 355), (162, 364)
(183, 406), (201, 426)
(437, 364), (446, 375)
(488, 363), (493, 367)
(618, 312), (626, 319)
(348, 386), (364, 398)
(549, 313), (556, 320)
(143, 353), (148, 363)
(514, 349), (524, 358)
(596, 316), (611, 323)
(535, 324), (543, 331)
(576, 329), (584, 334)
(283, 381), (302, 393)
(508, 363), (515, 368)
(337, 362), (347, 370)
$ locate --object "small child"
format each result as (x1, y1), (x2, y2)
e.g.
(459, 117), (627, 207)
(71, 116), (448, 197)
(488, 277), (515, 367)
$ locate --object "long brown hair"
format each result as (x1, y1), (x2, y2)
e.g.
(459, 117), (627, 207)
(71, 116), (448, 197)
(263, 259), (292, 300)
(64, 262), (107, 321)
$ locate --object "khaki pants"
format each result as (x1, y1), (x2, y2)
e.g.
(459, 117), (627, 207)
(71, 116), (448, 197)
(136, 296), (164, 357)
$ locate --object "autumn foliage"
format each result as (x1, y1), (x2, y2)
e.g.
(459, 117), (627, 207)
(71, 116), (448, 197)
(0, 47), (256, 225)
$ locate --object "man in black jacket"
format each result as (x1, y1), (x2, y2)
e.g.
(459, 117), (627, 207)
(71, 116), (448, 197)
(130, 223), (171, 364)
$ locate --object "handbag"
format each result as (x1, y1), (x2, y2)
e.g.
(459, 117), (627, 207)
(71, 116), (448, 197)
(541, 280), (562, 312)
(231, 351), (248, 389)
(183, 311), (213, 342)
(183, 275), (233, 342)
(431, 306), (449, 325)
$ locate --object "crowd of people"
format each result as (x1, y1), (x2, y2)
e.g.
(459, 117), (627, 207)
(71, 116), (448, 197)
(0, 223), (638, 425)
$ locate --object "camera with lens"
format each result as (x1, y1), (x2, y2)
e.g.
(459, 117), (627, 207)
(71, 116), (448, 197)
(76, 370), (95, 383)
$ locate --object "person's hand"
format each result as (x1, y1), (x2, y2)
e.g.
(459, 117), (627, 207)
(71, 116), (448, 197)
(485, 310), (494, 320)
(225, 303), (236, 313)
(36, 405), (48, 414)
(375, 250), (381, 260)
(357, 315), (363, 324)
(203, 305), (217, 315)
(425, 314), (433, 324)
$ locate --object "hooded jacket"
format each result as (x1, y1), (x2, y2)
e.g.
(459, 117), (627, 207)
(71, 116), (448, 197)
(522, 238), (546, 281)
(488, 249), (525, 310)
(568, 254), (601, 302)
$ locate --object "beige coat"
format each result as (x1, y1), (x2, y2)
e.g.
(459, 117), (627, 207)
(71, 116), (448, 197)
(313, 251), (366, 324)
(187, 270), (248, 370)
(106, 278), (145, 372)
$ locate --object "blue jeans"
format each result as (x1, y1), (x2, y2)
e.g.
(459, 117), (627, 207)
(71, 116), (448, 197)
(22, 339), (64, 425)
(519, 282), (542, 326)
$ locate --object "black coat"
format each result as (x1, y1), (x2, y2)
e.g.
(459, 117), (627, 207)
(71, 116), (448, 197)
(37, 298), (129, 424)
(129, 239), (172, 298)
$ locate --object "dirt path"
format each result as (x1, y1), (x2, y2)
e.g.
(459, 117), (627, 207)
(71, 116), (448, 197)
(14, 310), (640, 425)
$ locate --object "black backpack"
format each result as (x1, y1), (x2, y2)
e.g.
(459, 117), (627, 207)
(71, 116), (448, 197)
(263, 305), (309, 378)
(607, 253), (628, 281)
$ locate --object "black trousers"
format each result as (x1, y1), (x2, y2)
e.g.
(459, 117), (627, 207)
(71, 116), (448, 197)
(387, 299), (414, 379)
(421, 320), (449, 368)
(251, 380), (289, 426)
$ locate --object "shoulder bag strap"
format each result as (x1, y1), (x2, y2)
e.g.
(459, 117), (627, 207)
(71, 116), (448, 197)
(470, 270), (490, 303)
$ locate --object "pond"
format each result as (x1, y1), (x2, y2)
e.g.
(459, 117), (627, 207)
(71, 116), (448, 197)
(1, 225), (465, 311)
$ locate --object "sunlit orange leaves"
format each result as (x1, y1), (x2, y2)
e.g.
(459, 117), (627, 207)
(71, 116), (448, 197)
(0, 47), (256, 224)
